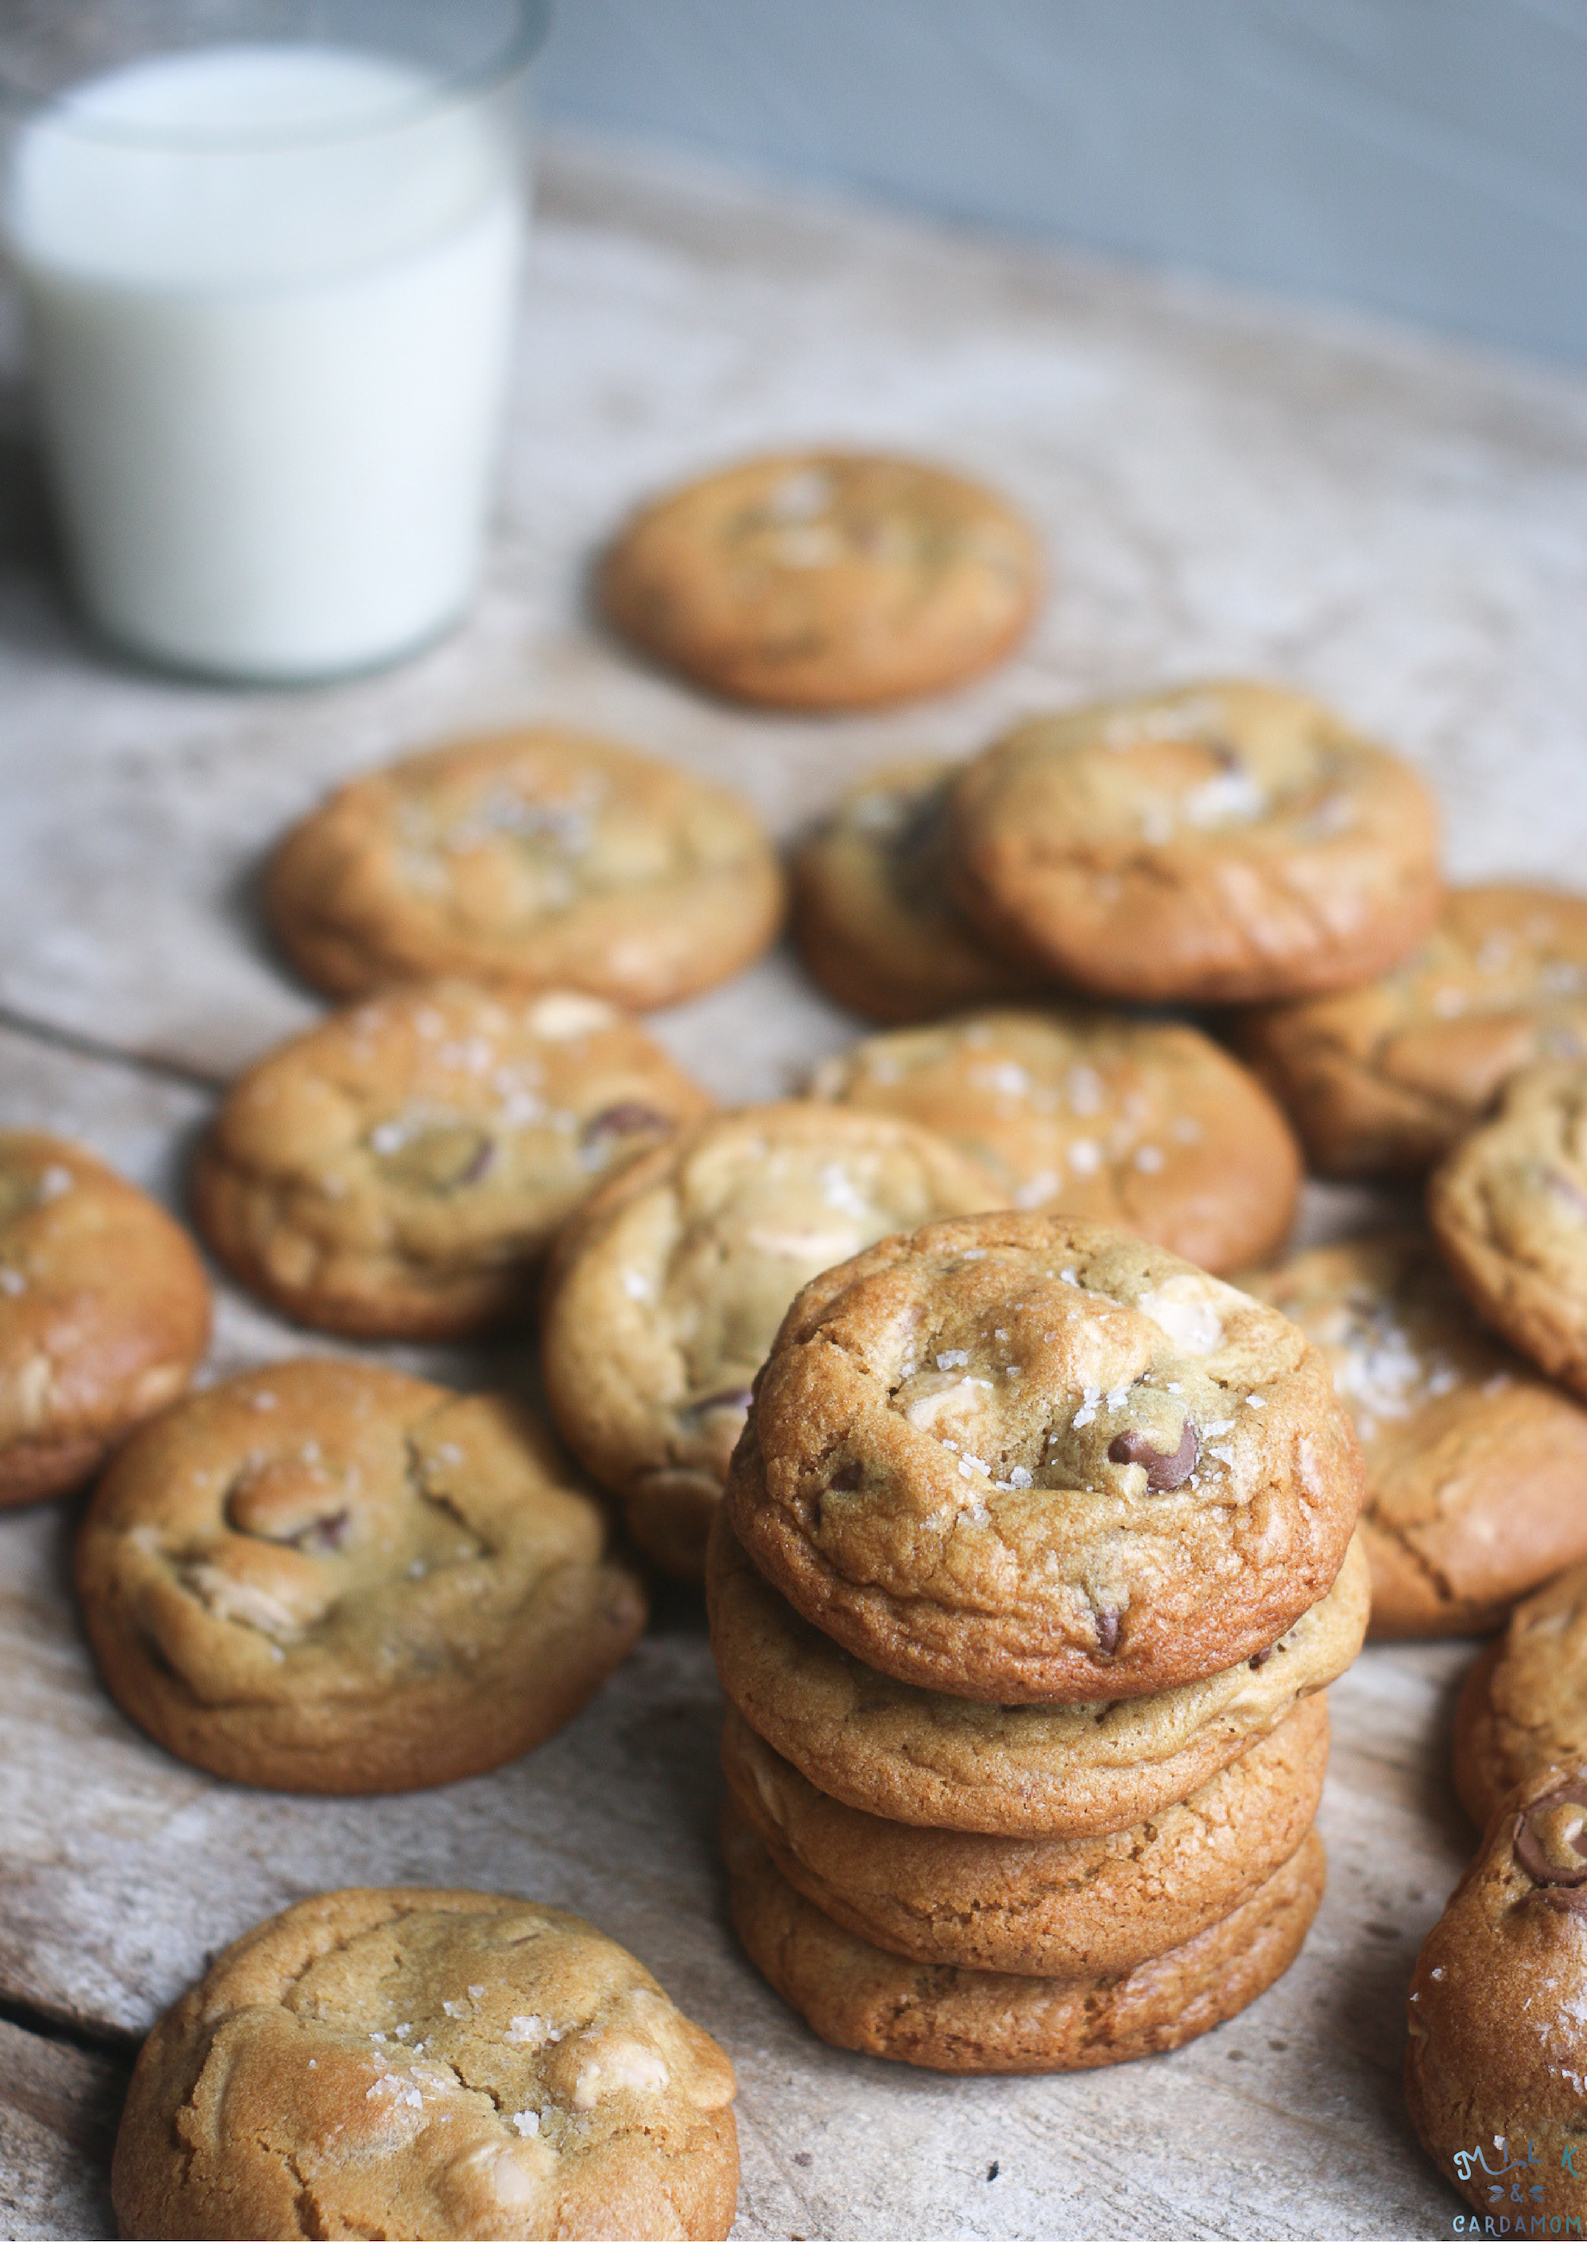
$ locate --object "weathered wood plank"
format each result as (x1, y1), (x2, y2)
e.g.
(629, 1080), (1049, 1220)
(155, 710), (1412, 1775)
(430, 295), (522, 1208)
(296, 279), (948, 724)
(0, 2018), (125, 2242)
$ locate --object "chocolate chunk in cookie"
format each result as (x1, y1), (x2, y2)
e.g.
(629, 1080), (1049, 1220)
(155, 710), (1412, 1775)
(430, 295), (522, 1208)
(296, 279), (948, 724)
(949, 680), (1440, 1004)
(724, 1213), (1364, 1702)
(77, 1361), (647, 1793)
(194, 982), (713, 1338)
(601, 452), (1041, 710)
(267, 728), (785, 1010)
(811, 1007), (1301, 1273)
(0, 1132), (209, 1508)
(113, 1887), (738, 2241)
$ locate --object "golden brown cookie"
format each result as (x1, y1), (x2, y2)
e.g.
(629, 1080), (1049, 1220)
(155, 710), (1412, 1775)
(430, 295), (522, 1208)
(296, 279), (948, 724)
(600, 451), (1041, 710)
(811, 1007), (1301, 1272)
(1239, 884), (1587, 1177)
(791, 759), (1045, 1022)
(1454, 1564), (1587, 1828)
(1406, 1762), (1587, 2228)
(112, 1886), (738, 2241)
(267, 729), (785, 1010)
(708, 1515), (1368, 1834)
(722, 1691), (1327, 1978)
(1242, 1231), (1587, 1638)
(0, 1132), (209, 1509)
(724, 1213), (1364, 1702)
(540, 1103), (1000, 1581)
(1430, 1060), (1587, 1401)
(77, 1361), (646, 1793)
(949, 680), (1441, 1003)
(194, 982), (713, 1339)
(725, 1805), (1324, 2075)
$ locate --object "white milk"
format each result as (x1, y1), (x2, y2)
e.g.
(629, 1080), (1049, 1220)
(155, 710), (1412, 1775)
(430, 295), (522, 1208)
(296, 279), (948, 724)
(2, 45), (524, 678)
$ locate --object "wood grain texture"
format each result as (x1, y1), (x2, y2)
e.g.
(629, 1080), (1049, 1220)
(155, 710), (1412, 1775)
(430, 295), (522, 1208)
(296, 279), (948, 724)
(0, 2018), (125, 2242)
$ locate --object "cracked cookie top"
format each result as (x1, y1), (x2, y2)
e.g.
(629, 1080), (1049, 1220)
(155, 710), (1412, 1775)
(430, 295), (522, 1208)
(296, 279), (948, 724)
(1243, 1231), (1587, 1639)
(267, 728), (785, 1011)
(948, 679), (1441, 1004)
(76, 1361), (646, 1793)
(600, 451), (1041, 711)
(810, 1006), (1301, 1273)
(111, 1886), (738, 2243)
(193, 981), (713, 1340)
(724, 1212), (1363, 1701)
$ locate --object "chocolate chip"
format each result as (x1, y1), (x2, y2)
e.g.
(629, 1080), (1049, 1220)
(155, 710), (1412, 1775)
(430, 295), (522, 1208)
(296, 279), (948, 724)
(1107, 1422), (1198, 1490)
(1093, 1606), (1120, 1654)
(456, 1137), (496, 1186)
(693, 1387), (755, 1418)
(1514, 1780), (1587, 1888)
(294, 1509), (350, 1554)
(580, 1102), (673, 1149)
(829, 1459), (863, 1492)
(1249, 1646), (1272, 1670)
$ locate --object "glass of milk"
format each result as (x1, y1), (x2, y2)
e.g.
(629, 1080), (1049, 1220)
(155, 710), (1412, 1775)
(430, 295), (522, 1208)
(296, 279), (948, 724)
(0, 0), (547, 681)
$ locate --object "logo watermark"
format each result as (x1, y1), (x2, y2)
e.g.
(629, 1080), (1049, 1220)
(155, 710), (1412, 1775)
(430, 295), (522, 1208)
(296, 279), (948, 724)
(1449, 2135), (1586, 2235)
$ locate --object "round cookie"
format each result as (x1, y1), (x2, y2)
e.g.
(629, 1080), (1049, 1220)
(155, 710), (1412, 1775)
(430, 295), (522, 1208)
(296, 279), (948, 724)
(724, 1212), (1364, 1702)
(1430, 1060), (1587, 1401)
(1454, 1563), (1587, 1828)
(1242, 1231), (1587, 1638)
(77, 1360), (647, 1793)
(266, 728), (785, 1010)
(112, 1886), (739, 2242)
(1406, 1762), (1587, 2228)
(1239, 884), (1587, 1178)
(811, 1007), (1301, 1273)
(791, 759), (1045, 1022)
(194, 982), (714, 1339)
(722, 1691), (1328, 1979)
(600, 451), (1041, 711)
(708, 1514), (1368, 1834)
(541, 1104), (1000, 1581)
(948, 679), (1441, 1004)
(725, 1806), (1325, 2075)
(0, 1132), (209, 1508)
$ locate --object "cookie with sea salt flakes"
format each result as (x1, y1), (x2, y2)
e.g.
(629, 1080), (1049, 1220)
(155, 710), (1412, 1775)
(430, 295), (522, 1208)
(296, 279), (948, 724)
(1430, 1060), (1587, 1401)
(791, 757), (1046, 1022)
(0, 1132), (209, 1508)
(707, 1514), (1369, 1835)
(725, 1805), (1325, 2075)
(1238, 884), (1587, 1178)
(948, 679), (1441, 1003)
(600, 451), (1042, 710)
(541, 1104), (1001, 1581)
(810, 1007), (1301, 1273)
(193, 981), (713, 1339)
(112, 1886), (739, 2241)
(1455, 1561), (1587, 1829)
(724, 1212), (1364, 1702)
(722, 1691), (1327, 1979)
(1242, 1231), (1587, 1638)
(76, 1360), (647, 1793)
(266, 728), (785, 1010)
(1405, 1762), (1587, 2228)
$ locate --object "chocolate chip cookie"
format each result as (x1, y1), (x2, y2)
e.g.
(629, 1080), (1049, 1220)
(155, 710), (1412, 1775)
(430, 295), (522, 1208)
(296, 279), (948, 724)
(811, 1007), (1301, 1272)
(1242, 1231), (1587, 1637)
(267, 729), (785, 1010)
(708, 1514), (1368, 1834)
(723, 1691), (1326, 1978)
(948, 680), (1441, 1003)
(1240, 884), (1587, 1177)
(791, 759), (1045, 1022)
(541, 1105), (1000, 1581)
(0, 1132), (209, 1508)
(1406, 1763), (1587, 2228)
(1454, 1562), (1587, 1828)
(1430, 1060), (1587, 1399)
(725, 1806), (1325, 2074)
(724, 1213), (1363, 1701)
(113, 1886), (739, 2241)
(194, 982), (713, 1339)
(77, 1361), (647, 1793)
(600, 451), (1042, 710)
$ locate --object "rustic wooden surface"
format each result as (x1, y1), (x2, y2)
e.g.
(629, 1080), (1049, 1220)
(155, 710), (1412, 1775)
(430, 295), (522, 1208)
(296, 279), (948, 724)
(4, 131), (1587, 2236)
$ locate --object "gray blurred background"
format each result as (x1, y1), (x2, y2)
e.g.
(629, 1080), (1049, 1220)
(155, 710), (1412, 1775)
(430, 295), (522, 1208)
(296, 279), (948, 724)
(540, 0), (1587, 366)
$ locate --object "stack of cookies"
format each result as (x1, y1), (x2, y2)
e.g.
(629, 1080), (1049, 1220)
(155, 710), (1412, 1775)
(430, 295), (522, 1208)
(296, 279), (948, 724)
(709, 1211), (1370, 2072)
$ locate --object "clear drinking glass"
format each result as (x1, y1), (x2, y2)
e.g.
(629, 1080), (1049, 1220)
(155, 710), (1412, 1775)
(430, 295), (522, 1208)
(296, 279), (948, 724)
(0, 0), (549, 682)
